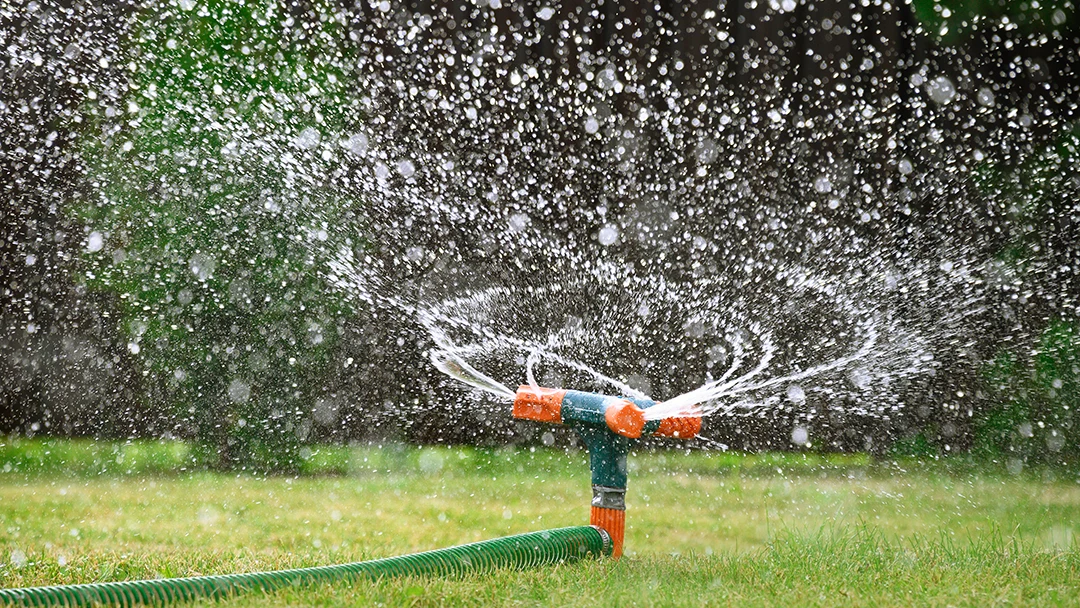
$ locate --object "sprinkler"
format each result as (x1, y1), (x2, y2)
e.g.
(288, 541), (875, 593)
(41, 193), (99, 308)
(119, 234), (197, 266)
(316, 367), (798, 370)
(512, 386), (701, 557)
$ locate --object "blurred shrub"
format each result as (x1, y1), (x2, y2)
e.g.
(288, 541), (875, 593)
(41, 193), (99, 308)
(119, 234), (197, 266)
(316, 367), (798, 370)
(78, 0), (366, 472)
(971, 121), (1079, 468)
(976, 321), (1079, 467)
(911, 0), (1075, 41)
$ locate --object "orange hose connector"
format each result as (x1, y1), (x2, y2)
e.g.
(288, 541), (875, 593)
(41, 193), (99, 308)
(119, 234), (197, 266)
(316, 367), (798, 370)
(590, 506), (625, 558)
(512, 386), (566, 424)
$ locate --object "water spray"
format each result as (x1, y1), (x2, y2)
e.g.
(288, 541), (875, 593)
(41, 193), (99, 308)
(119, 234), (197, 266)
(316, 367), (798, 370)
(512, 386), (701, 557)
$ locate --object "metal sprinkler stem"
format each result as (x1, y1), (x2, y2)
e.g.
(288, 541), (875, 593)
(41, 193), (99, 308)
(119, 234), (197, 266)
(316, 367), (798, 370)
(512, 386), (701, 558)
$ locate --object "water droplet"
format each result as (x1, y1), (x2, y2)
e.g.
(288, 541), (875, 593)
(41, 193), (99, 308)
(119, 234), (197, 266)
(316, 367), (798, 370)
(926, 76), (956, 105)
(346, 133), (369, 156)
(294, 127), (321, 150)
(228, 379), (251, 404)
(791, 426), (809, 446)
(508, 213), (530, 233)
(86, 231), (104, 253)
(849, 368), (871, 390)
(696, 139), (718, 164)
(786, 385), (806, 404)
(597, 224), (619, 245)
(189, 253), (216, 281)
(9, 550), (27, 568)
(419, 450), (445, 474)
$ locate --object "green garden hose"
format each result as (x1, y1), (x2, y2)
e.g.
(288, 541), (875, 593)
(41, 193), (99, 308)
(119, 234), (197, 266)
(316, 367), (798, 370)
(0, 525), (610, 607)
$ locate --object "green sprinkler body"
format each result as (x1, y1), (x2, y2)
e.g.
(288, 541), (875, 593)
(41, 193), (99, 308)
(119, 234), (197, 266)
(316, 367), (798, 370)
(512, 387), (701, 557)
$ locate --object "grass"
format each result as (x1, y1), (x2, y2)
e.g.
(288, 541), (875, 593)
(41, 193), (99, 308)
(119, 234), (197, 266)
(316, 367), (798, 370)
(1, 438), (1079, 606)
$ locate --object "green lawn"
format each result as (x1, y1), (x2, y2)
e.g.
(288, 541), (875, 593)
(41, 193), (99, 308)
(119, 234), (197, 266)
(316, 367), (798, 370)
(1, 439), (1078, 606)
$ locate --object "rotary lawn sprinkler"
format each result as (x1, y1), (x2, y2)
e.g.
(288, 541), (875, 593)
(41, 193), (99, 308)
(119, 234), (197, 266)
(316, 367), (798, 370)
(512, 386), (702, 557)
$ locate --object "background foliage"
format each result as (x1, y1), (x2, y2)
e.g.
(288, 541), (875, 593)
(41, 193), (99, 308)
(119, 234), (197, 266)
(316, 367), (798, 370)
(1, 0), (1077, 471)
(79, 0), (367, 471)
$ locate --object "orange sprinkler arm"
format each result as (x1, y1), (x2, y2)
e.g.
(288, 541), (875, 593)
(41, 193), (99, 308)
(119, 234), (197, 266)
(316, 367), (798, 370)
(513, 386), (702, 440)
